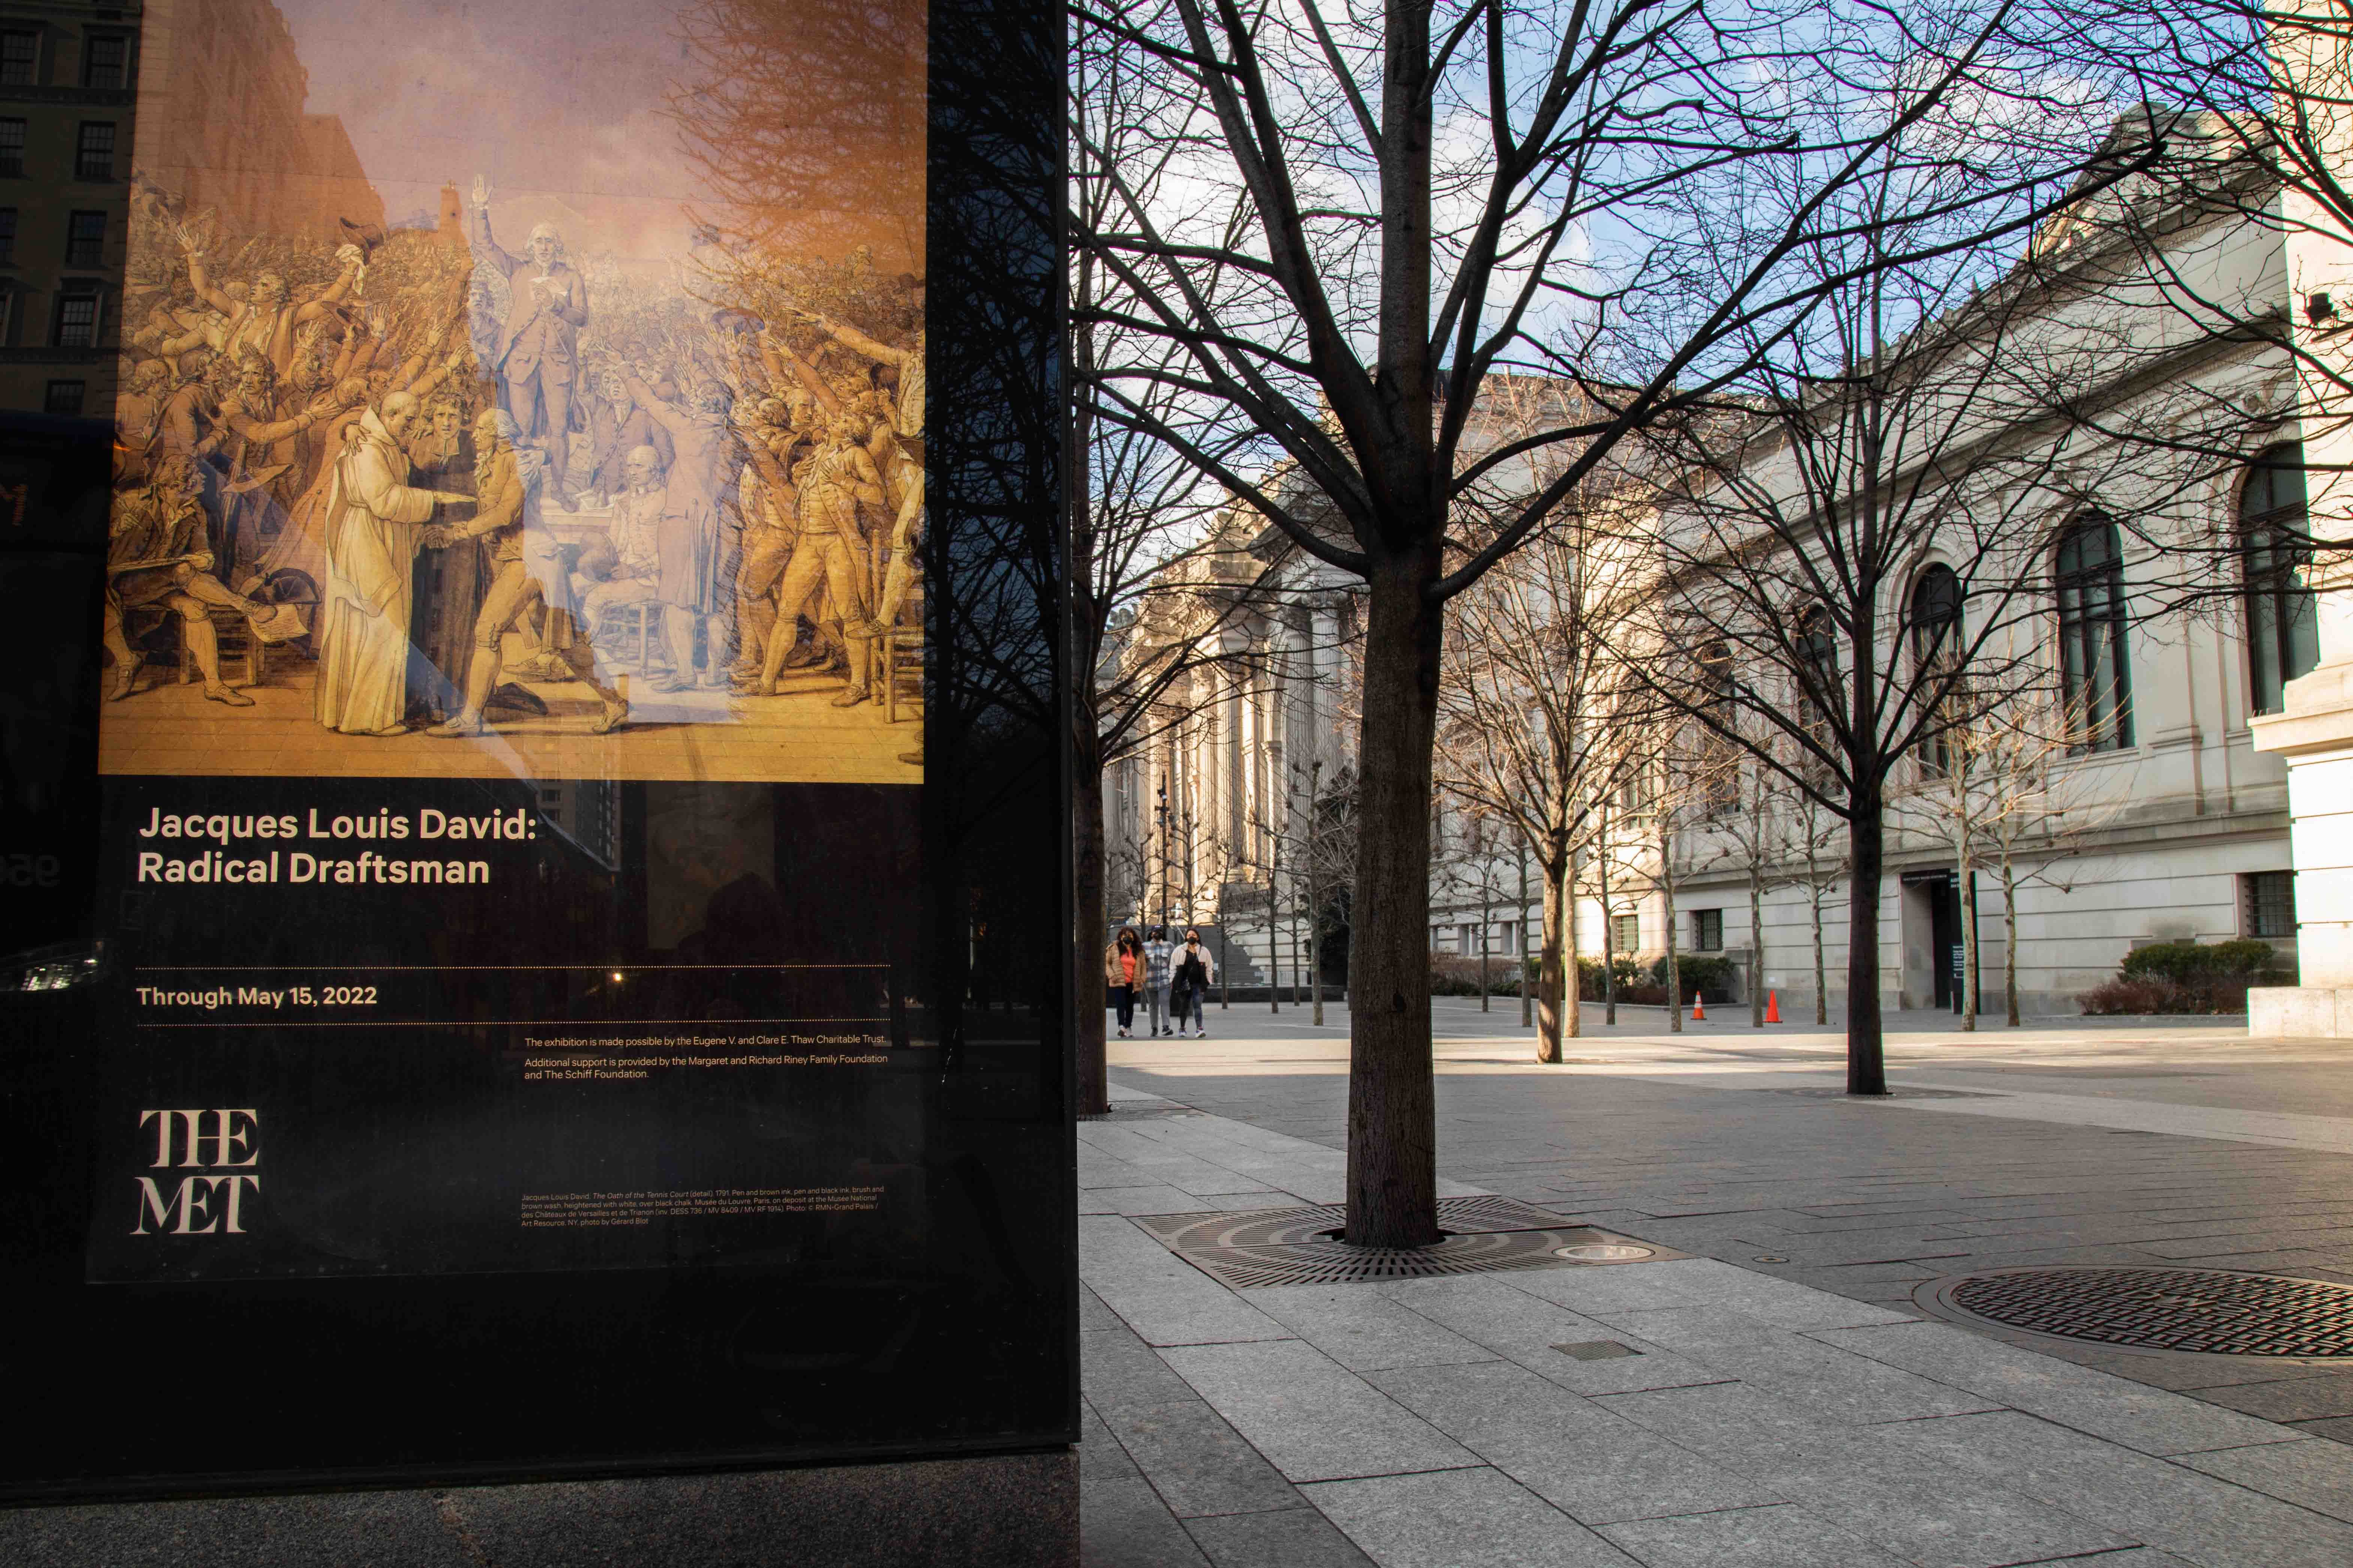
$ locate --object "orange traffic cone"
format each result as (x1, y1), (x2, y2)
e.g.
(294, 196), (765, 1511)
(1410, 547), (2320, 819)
(1765, 990), (1781, 1024)
(1690, 991), (1706, 1022)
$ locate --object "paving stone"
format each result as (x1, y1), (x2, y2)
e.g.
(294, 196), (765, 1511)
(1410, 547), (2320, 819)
(2196, 1374), (2353, 1425)
(1366, 1361), (1785, 1525)
(1156, 1339), (1481, 1483)
(1080, 1284), (1122, 1333)
(1891, 1410), (2353, 1568)
(1097, 1399), (1303, 1519)
(1083, 1322), (1206, 1412)
(1594, 1311), (1997, 1425)
(1181, 1507), (1378, 1568)
(1635, 1257), (1916, 1329)
(1244, 1282), (1502, 1372)
(1082, 1475), (1212, 1568)
(1808, 1320), (2303, 1454)
(1377, 1277), (1733, 1397)
(1595, 1503), (1906, 1568)
(1081, 1401), (1144, 1484)
(2297, 1414), (2353, 1443)
(1589, 1381), (2138, 1566)
(1083, 1184), (1224, 1216)
(1301, 1468), (1642, 1568)
(1079, 1216), (1294, 1348)
(2172, 1437), (2353, 1524)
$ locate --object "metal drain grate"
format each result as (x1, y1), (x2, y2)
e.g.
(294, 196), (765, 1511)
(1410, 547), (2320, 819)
(1138, 1196), (1680, 1289)
(1136, 1195), (1579, 1251)
(1928, 1267), (2353, 1357)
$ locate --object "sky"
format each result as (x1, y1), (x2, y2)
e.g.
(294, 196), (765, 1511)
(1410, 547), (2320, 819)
(270, 0), (920, 272)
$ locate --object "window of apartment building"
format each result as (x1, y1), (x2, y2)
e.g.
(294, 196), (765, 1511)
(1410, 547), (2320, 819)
(64, 210), (104, 267)
(0, 30), (37, 86)
(43, 379), (83, 417)
(1690, 908), (1723, 951)
(1909, 564), (1964, 776)
(82, 32), (129, 90)
(2242, 443), (2319, 717)
(0, 119), (27, 179)
(0, 208), (17, 264)
(75, 122), (115, 182)
(1697, 641), (1740, 814)
(2242, 871), (2296, 939)
(1459, 921), (1477, 953)
(2054, 515), (2134, 752)
(1610, 913), (1639, 955)
(52, 286), (97, 348)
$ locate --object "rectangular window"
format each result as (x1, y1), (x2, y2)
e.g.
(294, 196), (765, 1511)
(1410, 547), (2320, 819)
(0, 119), (26, 178)
(75, 122), (115, 182)
(2056, 520), (2135, 752)
(0, 208), (17, 264)
(82, 33), (128, 90)
(1690, 909), (1723, 951)
(43, 379), (84, 417)
(52, 289), (97, 348)
(0, 30), (36, 86)
(2243, 872), (2296, 939)
(1610, 913), (1639, 955)
(64, 210), (104, 267)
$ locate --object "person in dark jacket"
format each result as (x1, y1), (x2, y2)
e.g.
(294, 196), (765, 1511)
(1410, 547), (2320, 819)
(1172, 928), (1215, 1039)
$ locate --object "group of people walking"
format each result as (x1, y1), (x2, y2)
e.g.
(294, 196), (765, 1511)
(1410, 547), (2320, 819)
(1105, 926), (1214, 1039)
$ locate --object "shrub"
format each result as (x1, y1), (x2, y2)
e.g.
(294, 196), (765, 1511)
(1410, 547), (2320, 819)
(1574, 953), (1736, 1004)
(1429, 952), (1519, 997)
(2080, 940), (2289, 1015)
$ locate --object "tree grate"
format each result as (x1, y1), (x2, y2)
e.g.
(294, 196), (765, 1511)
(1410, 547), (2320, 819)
(1136, 1196), (1679, 1289)
(1935, 1268), (2353, 1357)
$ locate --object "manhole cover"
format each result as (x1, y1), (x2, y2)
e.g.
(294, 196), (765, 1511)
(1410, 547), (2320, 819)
(1136, 1197), (1682, 1289)
(1771, 1087), (2002, 1100)
(1923, 1267), (2353, 1357)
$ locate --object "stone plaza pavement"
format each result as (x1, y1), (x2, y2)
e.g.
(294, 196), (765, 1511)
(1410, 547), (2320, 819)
(1079, 1002), (2353, 1566)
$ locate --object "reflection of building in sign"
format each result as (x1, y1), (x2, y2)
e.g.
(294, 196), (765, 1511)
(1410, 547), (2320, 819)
(0, 0), (140, 415)
(537, 780), (622, 872)
(127, 0), (381, 243)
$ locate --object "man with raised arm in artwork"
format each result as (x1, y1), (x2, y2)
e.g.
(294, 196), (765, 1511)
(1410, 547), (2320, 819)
(466, 176), (589, 491)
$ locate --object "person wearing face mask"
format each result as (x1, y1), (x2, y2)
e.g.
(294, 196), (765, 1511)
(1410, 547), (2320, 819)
(1172, 929), (1214, 1039)
(1141, 926), (1175, 1038)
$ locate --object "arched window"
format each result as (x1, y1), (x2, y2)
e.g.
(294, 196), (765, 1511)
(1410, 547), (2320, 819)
(2243, 443), (2319, 716)
(2055, 516), (2133, 752)
(1909, 566), (1963, 775)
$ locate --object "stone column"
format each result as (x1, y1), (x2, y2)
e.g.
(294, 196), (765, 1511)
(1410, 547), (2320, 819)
(2250, 39), (2353, 1033)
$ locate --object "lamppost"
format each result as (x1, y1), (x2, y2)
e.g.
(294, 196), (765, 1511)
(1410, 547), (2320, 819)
(1156, 778), (1171, 932)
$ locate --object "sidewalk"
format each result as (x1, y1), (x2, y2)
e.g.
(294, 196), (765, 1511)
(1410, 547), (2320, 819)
(1079, 1073), (2353, 1567)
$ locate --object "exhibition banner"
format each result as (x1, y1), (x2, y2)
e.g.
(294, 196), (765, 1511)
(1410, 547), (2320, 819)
(1, 0), (1069, 1499)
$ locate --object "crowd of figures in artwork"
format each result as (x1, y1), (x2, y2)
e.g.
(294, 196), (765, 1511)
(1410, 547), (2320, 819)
(106, 178), (925, 742)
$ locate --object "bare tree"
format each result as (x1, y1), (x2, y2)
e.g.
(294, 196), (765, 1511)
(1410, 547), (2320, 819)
(1072, 0), (2139, 1239)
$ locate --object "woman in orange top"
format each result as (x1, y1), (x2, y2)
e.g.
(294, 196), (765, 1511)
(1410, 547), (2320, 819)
(1104, 927), (1143, 1039)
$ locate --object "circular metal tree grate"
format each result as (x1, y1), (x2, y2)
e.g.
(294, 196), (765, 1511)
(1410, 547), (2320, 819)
(1180, 1228), (1610, 1290)
(1934, 1268), (2353, 1358)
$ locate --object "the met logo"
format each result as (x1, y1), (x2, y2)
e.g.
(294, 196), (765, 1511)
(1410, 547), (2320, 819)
(132, 1110), (260, 1235)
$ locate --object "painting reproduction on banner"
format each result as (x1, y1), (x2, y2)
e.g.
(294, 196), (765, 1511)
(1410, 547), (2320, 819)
(103, 0), (926, 785)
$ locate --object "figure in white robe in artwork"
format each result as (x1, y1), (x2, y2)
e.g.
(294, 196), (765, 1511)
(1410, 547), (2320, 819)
(313, 393), (469, 735)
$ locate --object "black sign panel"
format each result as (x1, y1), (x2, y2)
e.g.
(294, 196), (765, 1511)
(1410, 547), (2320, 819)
(0, 0), (1068, 1500)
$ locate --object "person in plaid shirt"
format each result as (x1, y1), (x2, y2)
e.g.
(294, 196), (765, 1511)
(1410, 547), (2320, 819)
(1142, 927), (1175, 1038)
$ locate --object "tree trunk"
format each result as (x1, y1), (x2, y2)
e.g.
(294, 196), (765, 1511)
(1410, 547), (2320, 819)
(1517, 844), (1531, 1029)
(1600, 833), (1618, 1026)
(1478, 868), (1491, 1012)
(1561, 848), (1582, 1039)
(1345, 555), (1444, 1249)
(1846, 791), (1888, 1094)
(1268, 847), (1281, 1013)
(1536, 846), (1566, 1062)
(2002, 858), (2021, 1027)
(1811, 878), (1828, 1027)
(1749, 859), (1765, 1029)
(1661, 814), (1682, 1032)
(1959, 856), (1978, 1033)
(1073, 732), (1110, 1117)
